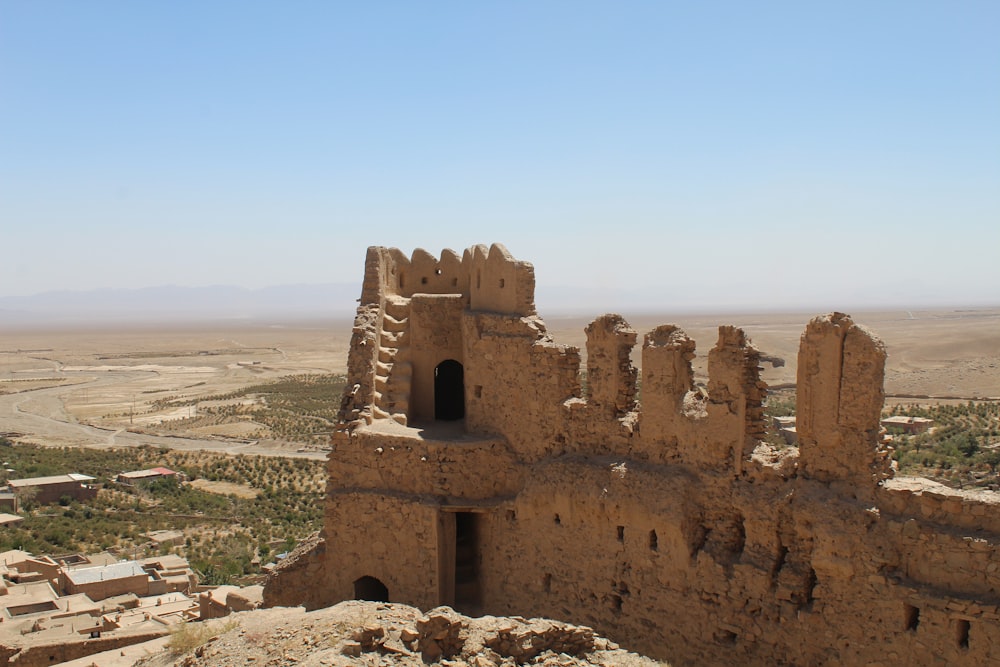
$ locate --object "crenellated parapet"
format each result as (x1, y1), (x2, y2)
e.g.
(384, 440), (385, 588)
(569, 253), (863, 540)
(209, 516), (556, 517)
(364, 246), (468, 302)
(359, 243), (535, 317)
(465, 243), (536, 316)
(344, 247), (892, 483)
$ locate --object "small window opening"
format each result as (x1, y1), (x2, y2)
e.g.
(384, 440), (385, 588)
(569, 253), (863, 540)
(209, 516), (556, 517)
(617, 526), (625, 542)
(649, 530), (658, 551)
(543, 573), (551, 593)
(421, 276), (428, 285)
(554, 514), (561, 525)
(804, 568), (817, 604)
(956, 619), (970, 649)
(399, 274), (405, 289)
(451, 277), (458, 287)
(715, 629), (737, 645)
(904, 603), (920, 631)
(499, 278), (505, 288)
(474, 385), (482, 398)
(505, 509), (516, 521)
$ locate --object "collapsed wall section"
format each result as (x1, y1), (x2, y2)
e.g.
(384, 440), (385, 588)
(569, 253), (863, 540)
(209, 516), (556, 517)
(637, 324), (764, 471)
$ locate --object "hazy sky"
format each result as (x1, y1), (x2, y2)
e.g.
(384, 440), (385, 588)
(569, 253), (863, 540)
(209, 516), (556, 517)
(1, 2), (998, 311)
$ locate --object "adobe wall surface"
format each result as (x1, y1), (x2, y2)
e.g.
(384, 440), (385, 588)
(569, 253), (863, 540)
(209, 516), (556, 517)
(265, 245), (1000, 666)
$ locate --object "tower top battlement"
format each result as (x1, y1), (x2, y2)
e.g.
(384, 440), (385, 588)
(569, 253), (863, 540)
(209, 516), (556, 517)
(361, 243), (535, 316)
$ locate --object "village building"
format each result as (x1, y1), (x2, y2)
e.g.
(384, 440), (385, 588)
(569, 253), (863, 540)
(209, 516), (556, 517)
(5, 473), (96, 505)
(116, 467), (184, 485)
(0, 549), (250, 665)
(265, 244), (1000, 666)
(771, 415), (798, 445)
(0, 492), (18, 514)
(60, 562), (152, 602)
(143, 529), (185, 549)
(198, 584), (264, 620)
(881, 414), (935, 435)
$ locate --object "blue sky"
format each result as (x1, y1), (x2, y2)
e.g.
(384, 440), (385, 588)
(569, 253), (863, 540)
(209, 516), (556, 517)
(1, 2), (998, 311)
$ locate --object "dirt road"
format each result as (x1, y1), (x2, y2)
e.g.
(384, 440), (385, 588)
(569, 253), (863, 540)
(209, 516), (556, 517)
(0, 370), (326, 459)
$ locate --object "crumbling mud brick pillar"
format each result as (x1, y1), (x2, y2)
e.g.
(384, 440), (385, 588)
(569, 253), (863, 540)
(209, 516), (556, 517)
(639, 325), (696, 458)
(707, 326), (767, 468)
(797, 312), (893, 490)
(585, 315), (638, 419)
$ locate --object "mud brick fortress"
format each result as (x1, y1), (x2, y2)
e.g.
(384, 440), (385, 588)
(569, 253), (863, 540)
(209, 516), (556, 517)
(266, 244), (1000, 665)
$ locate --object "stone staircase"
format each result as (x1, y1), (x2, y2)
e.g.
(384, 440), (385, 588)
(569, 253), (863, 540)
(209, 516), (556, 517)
(372, 296), (412, 425)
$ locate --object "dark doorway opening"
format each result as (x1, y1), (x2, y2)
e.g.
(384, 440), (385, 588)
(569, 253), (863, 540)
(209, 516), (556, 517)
(353, 575), (389, 602)
(454, 512), (481, 613)
(435, 359), (465, 421)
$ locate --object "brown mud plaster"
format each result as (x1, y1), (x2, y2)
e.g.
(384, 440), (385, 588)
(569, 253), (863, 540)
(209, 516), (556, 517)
(266, 245), (1000, 666)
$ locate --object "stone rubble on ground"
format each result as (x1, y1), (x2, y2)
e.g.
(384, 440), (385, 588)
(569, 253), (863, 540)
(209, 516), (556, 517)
(135, 601), (657, 667)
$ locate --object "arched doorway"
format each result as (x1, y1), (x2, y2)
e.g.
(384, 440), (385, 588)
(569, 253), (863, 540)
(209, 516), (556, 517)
(353, 575), (389, 602)
(434, 359), (465, 421)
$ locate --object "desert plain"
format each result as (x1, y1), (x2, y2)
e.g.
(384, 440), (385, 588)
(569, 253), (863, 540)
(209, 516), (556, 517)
(0, 306), (998, 456)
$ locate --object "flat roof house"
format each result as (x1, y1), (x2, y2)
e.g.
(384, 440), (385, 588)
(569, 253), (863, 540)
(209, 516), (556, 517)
(60, 561), (151, 601)
(7, 474), (97, 505)
(116, 467), (184, 485)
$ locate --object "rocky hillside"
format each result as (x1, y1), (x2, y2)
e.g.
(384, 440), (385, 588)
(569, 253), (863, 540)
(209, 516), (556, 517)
(136, 601), (666, 667)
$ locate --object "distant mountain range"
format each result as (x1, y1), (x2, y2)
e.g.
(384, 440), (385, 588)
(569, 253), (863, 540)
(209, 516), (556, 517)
(5, 282), (917, 329)
(0, 283), (656, 328)
(0, 284), (363, 326)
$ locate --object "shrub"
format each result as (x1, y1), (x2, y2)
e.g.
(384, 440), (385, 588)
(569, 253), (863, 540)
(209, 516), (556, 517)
(167, 619), (238, 655)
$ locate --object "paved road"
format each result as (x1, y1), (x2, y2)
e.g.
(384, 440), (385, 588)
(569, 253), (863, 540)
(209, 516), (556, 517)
(0, 370), (326, 460)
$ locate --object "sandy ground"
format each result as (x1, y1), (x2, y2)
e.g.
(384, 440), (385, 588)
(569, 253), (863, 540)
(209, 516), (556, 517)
(0, 307), (996, 455)
(190, 478), (260, 498)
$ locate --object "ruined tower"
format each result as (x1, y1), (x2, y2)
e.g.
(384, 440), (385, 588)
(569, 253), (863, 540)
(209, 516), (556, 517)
(266, 245), (1000, 666)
